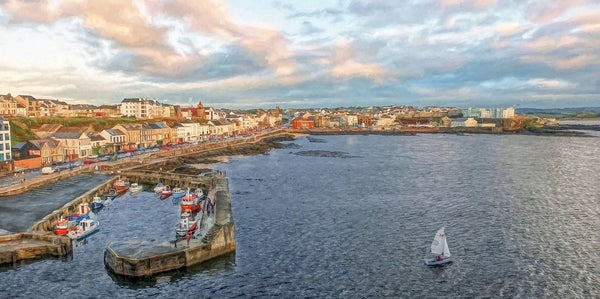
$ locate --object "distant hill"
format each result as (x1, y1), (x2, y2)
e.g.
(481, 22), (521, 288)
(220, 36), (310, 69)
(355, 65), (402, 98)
(516, 107), (600, 116)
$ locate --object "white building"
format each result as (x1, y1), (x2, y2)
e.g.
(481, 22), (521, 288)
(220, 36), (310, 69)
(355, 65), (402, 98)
(120, 98), (164, 119)
(0, 116), (11, 161)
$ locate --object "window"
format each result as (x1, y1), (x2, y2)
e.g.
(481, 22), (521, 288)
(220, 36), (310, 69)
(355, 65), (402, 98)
(6, 153), (10, 160)
(0, 144), (3, 151)
(0, 135), (3, 141)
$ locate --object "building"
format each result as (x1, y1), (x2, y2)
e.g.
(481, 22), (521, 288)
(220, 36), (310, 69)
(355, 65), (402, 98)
(99, 129), (127, 152)
(120, 98), (164, 119)
(291, 118), (315, 129)
(0, 117), (11, 161)
(450, 117), (478, 127)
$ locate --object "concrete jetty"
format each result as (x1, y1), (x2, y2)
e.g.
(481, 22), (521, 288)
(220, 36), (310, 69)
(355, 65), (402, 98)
(104, 174), (235, 277)
(0, 232), (71, 266)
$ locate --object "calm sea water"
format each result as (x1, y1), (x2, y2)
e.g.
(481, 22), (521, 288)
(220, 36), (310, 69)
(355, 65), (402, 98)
(0, 134), (598, 298)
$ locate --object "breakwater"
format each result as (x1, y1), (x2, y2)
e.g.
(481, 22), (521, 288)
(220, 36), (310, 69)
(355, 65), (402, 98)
(0, 232), (71, 266)
(104, 175), (235, 277)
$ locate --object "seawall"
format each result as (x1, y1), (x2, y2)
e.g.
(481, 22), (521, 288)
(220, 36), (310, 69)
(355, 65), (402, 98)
(104, 175), (235, 277)
(0, 232), (71, 266)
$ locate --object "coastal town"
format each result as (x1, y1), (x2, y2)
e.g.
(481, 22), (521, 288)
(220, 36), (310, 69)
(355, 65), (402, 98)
(0, 93), (533, 176)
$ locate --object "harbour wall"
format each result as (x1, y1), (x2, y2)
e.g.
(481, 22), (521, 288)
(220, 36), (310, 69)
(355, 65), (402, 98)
(0, 232), (71, 266)
(104, 176), (235, 277)
(29, 176), (118, 232)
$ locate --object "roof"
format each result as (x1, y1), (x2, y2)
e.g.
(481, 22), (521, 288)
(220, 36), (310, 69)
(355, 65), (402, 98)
(19, 95), (36, 101)
(149, 122), (169, 129)
(53, 132), (81, 139)
(13, 142), (25, 149)
(28, 139), (59, 149)
(104, 129), (126, 136)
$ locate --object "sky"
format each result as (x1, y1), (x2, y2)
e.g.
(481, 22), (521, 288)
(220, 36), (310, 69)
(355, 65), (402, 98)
(1, 0), (599, 109)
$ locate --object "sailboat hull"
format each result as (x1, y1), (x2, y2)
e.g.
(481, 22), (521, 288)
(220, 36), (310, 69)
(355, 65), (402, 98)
(424, 257), (453, 266)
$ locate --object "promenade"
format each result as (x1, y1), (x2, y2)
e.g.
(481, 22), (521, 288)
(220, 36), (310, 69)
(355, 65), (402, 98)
(0, 129), (288, 197)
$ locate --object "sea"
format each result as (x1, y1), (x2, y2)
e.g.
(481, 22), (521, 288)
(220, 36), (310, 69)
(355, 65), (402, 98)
(0, 134), (598, 298)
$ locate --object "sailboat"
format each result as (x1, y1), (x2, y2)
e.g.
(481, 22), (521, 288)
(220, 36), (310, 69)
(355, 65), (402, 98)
(424, 226), (453, 266)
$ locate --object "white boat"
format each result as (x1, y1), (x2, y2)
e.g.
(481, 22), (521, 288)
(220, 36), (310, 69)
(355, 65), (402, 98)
(67, 219), (100, 240)
(154, 182), (165, 193)
(175, 217), (198, 238)
(424, 226), (453, 266)
(129, 183), (142, 194)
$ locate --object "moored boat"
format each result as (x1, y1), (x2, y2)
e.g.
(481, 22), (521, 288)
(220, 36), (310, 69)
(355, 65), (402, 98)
(154, 182), (165, 193)
(105, 188), (119, 200)
(67, 219), (100, 240)
(171, 187), (186, 199)
(161, 185), (172, 198)
(113, 179), (130, 192)
(129, 182), (142, 194)
(181, 189), (201, 212)
(91, 196), (104, 209)
(175, 217), (199, 238)
(69, 203), (91, 222)
(424, 226), (453, 266)
(53, 216), (77, 235)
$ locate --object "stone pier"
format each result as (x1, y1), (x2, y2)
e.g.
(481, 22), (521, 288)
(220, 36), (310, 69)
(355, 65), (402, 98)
(103, 174), (235, 277)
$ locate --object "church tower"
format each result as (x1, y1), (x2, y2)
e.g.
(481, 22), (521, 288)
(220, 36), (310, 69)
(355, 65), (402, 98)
(197, 101), (206, 119)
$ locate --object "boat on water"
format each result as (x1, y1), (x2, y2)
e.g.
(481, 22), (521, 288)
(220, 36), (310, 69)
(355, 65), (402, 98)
(154, 182), (165, 193)
(181, 189), (201, 212)
(113, 179), (130, 192)
(161, 185), (172, 198)
(171, 187), (186, 199)
(424, 226), (453, 266)
(175, 217), (199, 238)
(67, 219), (99, 240)
(129, 182), (142, 194)
(53, 216), (77, 235)
(105, 188), (119, 200)
(91, 196), (104, 209)
(69, 203), (91, 222)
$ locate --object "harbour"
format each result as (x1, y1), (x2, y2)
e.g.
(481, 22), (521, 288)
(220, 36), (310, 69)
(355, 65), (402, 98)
(0, 133), (598, 297)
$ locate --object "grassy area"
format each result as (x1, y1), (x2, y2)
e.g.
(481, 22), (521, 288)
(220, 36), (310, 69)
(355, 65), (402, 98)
(10, 121), (37, 146)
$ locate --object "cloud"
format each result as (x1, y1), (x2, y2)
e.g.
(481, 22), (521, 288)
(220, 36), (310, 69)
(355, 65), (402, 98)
(526, 78), (576, 89)
(162, 0), (296, 75)
(439, 0), (498, 9)
(496, 22), (527, 36)
(524, 0), (590, 22)
(524, 35), (580, 52)
(326, 40), (390, 83)
(521, 54), (599, 70)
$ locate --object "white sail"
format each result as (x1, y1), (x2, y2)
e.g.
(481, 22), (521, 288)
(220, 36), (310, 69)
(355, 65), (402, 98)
(430, 227), (445, 255)
(442, 237), (451, 257)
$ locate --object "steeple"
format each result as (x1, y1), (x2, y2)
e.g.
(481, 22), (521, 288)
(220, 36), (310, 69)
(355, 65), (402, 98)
(197, 101), (206, 119)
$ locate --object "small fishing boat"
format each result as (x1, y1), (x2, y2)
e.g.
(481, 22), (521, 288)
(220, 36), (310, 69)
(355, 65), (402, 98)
(154, 182), (165, 193)
(105, 188), (118, 200)
(67, 219), (99, 240)
(113, 179), (130, 192)
(181, 189), (201, 212)
(424, 226), (453, 266)
(161, 185), (172, 198)
(175, 217), (199, 238)
(171, 187), (186, 199)
(69, 203), (91, 222)
(91, 196), (104, 209)
(129, 182), (142, 194)
(53, 216), (77, 235)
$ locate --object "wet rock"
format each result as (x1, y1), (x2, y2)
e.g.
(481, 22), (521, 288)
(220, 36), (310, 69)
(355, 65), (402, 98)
(294, 150), (356, 158)
(307, 136), (326, 143)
